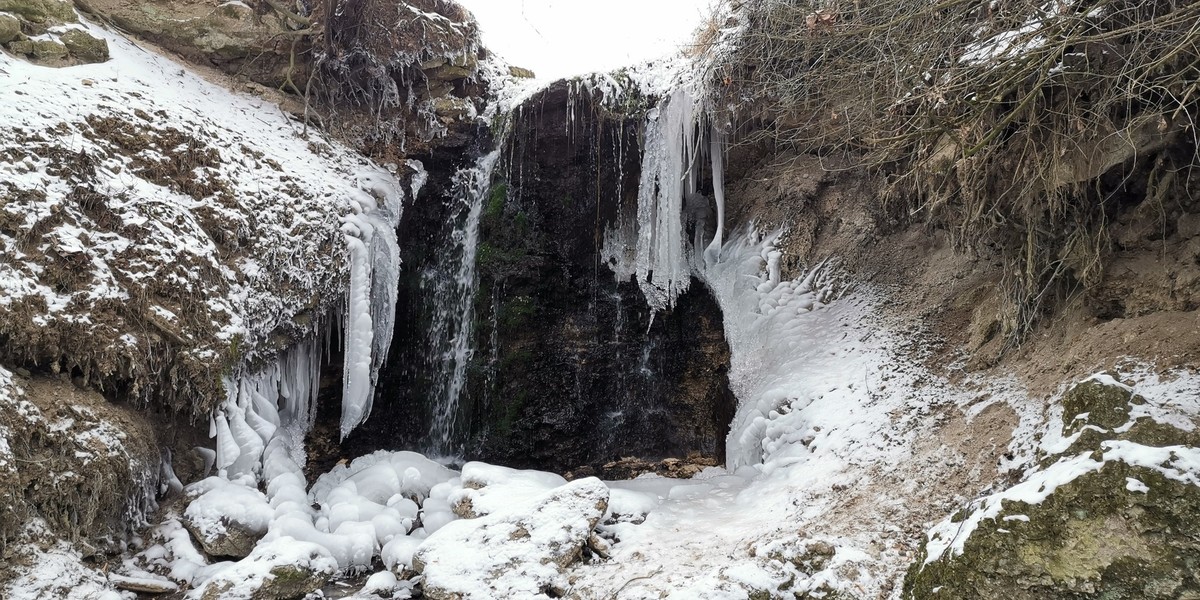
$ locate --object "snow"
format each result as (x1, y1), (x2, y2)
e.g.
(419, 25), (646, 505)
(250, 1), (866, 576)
(183, 478), (274, 546)
(195, 537), (337, 599)
(4, 538), (126, 600)
(414, 478), (609, 600)
(0, 18), (404, 437)
(921, 372), (1200, 565)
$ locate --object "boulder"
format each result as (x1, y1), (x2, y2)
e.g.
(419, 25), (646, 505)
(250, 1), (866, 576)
(7, 38), (67, 63)
(199, 538), (337, 600)
(0, 13), (21, 44)
(905, 376), (1200, 599)
(183, 480), (274, 558)
(59, 28), (108, 64)
(0, 0), (74, 25)
(414, 478), (610, 599)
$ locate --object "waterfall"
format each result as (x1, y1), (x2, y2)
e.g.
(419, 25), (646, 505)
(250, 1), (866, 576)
(423, 150), (502, 455)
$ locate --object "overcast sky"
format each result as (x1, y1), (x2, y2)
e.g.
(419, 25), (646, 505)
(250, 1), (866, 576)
(456, 0), (714, 81)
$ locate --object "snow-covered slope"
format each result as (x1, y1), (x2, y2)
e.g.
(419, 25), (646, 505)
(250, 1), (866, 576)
(0, 18), (405, 414)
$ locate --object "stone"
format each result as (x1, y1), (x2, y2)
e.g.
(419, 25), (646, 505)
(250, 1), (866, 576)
(183, 483), (274, 558)
(905, 377), (1200, 599)
(415, 478), (610, 599)
(108, 574), (179, 594)
(508, 65), (536, 79)
(199, 538), (337, 600)
(0, 0), (75, 25)
(432, 96), (475, 122)
(59, 28), (109, 64)
(0, 13), (21, 44)
(7, 38), (68, 63)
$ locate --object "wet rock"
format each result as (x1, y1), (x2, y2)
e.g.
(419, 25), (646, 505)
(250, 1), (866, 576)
(414, 478), (610, 599)
(198, 538), (337, 600)
(357, 80), (735, 473)
(59, 28), (109, 64)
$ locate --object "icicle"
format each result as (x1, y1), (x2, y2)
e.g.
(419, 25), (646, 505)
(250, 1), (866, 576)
(705, 124), (726, 265)
(214, 413), (240, 474)
(337, 169), (404, 439)
(632, 88), (697, 311)
(341, 234), (376, 438)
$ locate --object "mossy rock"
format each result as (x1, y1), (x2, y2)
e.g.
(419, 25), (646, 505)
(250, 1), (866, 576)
(905, 462), (1200, 599)
(59, 28), (108, 64)
(0, 13), (21, 44)
(1060, 376), (1142, 433)
(907, 460), (1200, 597)
(6, 37), (67, 62)
(0, 0), (74, 24)
(907, 375), (1200, 599)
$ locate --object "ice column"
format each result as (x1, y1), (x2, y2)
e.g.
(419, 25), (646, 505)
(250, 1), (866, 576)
(339, 171), (404, 439)
(633, 87), (700, 311)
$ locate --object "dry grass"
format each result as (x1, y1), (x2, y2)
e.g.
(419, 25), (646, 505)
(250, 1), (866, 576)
(719, 0), (1200, 344)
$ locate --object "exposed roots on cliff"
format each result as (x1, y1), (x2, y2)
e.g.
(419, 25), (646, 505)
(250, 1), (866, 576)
(721, 0), (1200, 345)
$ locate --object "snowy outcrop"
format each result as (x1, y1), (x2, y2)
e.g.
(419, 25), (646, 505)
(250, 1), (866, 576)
(0, 365), (160, 591)
(182, 479), (274, 558)
(414, 478), (610, 600)
(907, 374), (1200, 599)
(0, 20), (407, 416)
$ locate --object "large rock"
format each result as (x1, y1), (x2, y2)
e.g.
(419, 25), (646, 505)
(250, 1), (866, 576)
(0, 0), (74, 26)
(905, 375), (1200, 599)
(183, 480), (274, 558)
(59, 29), (109, 64)
(0, 13), (21, 43)
(198, 538), (337, 600)
(414, 478), (610, 599)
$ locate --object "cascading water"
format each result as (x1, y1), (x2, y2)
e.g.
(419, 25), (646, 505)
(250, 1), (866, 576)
(422, 150), (501, 454)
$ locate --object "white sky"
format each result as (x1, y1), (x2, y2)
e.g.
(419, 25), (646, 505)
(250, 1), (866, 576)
(456, 0), (714, 81)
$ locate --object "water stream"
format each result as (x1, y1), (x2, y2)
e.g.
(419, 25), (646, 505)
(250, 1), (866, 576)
(422, 150), (501, 454)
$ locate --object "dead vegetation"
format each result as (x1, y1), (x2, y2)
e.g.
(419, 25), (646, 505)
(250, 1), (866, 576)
(719, 0), (1200, 345)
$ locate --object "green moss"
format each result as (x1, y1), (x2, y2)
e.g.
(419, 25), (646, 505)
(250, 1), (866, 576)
(906, 376), (1200, 599)
(0, 0), (75, 25)
(498, 295), (536, 331)
(484, 181), (508, 223)
(1061, 376), (1141, 433)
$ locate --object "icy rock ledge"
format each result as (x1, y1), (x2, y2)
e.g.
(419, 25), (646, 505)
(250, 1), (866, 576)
(414, 478), (610, 600)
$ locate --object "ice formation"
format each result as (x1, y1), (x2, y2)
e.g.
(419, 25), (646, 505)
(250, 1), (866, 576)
(630, 87), (700, 311)
(339, 173), (404, 439)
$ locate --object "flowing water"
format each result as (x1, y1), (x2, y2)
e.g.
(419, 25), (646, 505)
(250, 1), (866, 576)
(422, 150), (501, 454)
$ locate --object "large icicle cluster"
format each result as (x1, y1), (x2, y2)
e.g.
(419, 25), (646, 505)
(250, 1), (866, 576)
(599, 82), (729, 312)
(339, 173), (404, 439)
(631, 87), (701, 311)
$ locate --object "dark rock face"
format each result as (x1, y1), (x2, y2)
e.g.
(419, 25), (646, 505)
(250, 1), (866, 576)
(358, 81), (735, 473)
